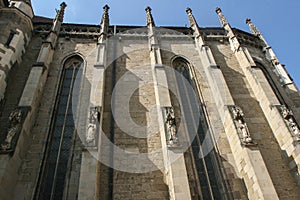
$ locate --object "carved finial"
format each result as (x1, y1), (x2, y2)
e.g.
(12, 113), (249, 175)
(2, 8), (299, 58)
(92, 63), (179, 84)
(145, 6), (155, 27)
(246, 18), (261, 36)
(103, 4), (109, 13)
(186, 7), (198, 28)
(102, 4), (110, 20)
(215, 7), (228, 26)
(101, 4), (110, 25)
(186, 7), (192, 14)
(215, 7), (222, 13)
(98, 4), (110, 42)
(57, 2), (67, 22)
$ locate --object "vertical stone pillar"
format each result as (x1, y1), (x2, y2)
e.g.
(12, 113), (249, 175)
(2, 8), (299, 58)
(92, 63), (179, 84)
(216, 8), (300, 186)
(146, 6), (191, 200)
(0, 2), (66, 199)
(19, 2), (66, 108)
(78, 5), (109, 200)
(246, 18), (300, 125)
(185, 7), (279, 199)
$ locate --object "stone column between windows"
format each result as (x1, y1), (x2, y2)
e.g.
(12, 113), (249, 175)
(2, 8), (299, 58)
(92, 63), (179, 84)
(146, 7), (191, 199)
(214, 7), (280, 199)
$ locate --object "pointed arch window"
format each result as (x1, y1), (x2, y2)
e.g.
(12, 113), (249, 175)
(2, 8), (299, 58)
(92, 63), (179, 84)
(170, 57), (223, 200)
(173, 58), (191, 81)
(38, 56), (83, 200)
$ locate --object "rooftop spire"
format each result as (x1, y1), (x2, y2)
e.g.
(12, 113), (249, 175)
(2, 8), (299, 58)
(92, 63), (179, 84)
(215, 7), (229, 27)
(246, 18), (262, 37)
(145, 6), (155, 27)
(50, 2), (66, 33)
(185, 7), (205, 45)
(56, 2), (67, 22)
(100, 4), (110, 28)
(99, 4), (110, 42)
(246, 18), (293, 85)
(245, 18), (269, 47)
(186, 8), (198, 28)
(215, 7), (241, 52)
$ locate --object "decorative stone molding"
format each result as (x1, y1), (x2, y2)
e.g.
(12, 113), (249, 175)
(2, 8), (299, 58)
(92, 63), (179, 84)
(228, 105), (256, 146)
(86, 106), (101, 147)
(278, 105), (300, 142)
(0, 106), (30, 153)
(163, 107), (179, 147)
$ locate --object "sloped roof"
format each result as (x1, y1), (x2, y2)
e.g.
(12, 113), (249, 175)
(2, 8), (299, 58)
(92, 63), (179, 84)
(32, 15), (53, 24)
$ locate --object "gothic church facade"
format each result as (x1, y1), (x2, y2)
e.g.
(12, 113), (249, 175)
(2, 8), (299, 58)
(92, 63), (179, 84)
(0, 1), (300, 199)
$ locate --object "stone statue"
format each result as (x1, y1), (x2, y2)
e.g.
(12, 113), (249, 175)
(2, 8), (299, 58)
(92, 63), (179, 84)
(165, 107), (178, 146)
(231, 106), (244, 121)
(280, 105), (293, 120)
(1, 109), (22, 150)
(280, 105), (300, 141)
(86, 107), (99, 145)
(86, 123), (96, 144)
(230, 106), (254, 145)
(239, 123), (253, 144)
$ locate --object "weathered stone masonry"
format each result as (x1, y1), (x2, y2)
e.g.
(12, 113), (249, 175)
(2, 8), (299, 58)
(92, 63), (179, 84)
(0, 1), (299, 200)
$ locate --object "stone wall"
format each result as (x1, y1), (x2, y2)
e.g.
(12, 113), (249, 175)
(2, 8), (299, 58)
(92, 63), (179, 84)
(210, 41), (300, 199)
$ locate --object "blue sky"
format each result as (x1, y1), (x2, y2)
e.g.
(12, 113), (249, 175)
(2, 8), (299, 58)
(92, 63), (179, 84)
(31, 0), (299, 87)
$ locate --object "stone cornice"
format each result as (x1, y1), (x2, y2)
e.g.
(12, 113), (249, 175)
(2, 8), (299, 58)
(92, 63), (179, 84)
(33, 23), (263, 49)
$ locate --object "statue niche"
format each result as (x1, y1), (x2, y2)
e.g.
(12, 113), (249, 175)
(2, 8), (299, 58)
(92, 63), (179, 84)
(279, 105), (300, 142)
(229, 105), (256, 146)
(1, 109), (22, 151)
(165, 107), (179, 147)
(86, 107), (100, 147)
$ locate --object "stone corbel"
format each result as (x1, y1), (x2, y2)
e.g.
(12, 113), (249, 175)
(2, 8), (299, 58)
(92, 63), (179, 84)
(85, 106), (101, 148)
(228, 105), (257, 147)
(163, 107), (179, 148)
(278, 105), (300, 142)
(0, 106), (30, 153)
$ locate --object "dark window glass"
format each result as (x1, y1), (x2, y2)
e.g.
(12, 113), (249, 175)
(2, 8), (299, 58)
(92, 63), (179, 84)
(5, 32), (15, 47)
(39, 56), (83, 200)
(172, 58), (222, 200)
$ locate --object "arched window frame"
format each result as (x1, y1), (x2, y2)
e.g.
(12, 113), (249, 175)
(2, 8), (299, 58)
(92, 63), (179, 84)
(252, 60), (285, 105)
(168, 56), (226, 199)
(37, 54), (86, 200)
